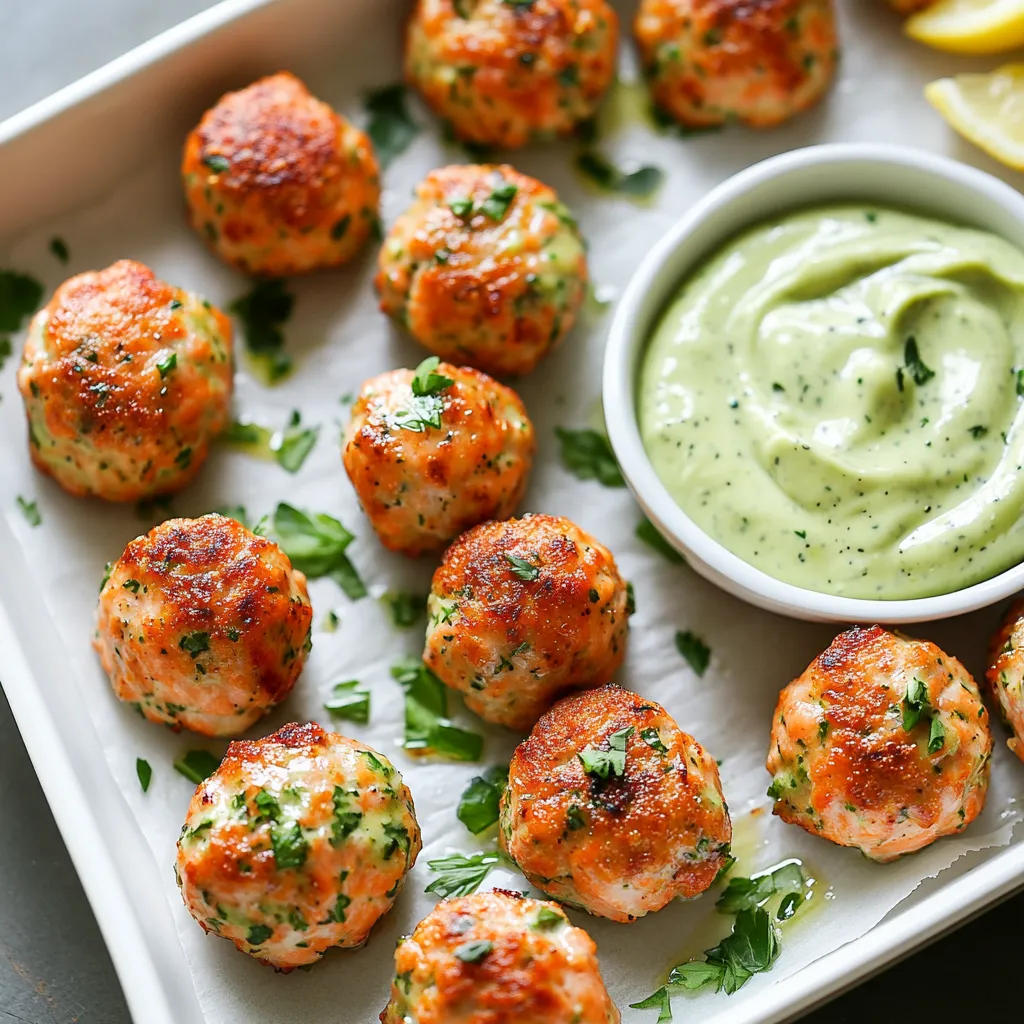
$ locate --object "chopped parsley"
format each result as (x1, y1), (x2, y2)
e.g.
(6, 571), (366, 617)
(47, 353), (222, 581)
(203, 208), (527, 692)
(49, 237), (70, 264)
(903, 336), (935, 387)
(716, 861), (805, 914)
(640, 726), (668, 754)
(0, 269), (43, 332)
(578, 726), (634, 779)
(0, 337), (11, 371)
(968, 424), (988, 439)
(454, 939), (493, 963)
(381, 590), (427, 628)
(902, 677), (929, 732)
(532, 906), (566, 931)
(636, 517), (685, 563)
(675, 630), (710, 676)
(136, 758), (152, 792)
(246, 923), (273, 946)
(203, 153), (231, 174)
(364, 84), (420, 168)
(576, 151), (663, 200)
(274, 410), (319, 473)
(16, 495), (41, 527)
(331, 786), (363, 845)
(554, 427), (625, 487)
(479, 181), (518, 221)
(412, 355), (454, 396)
(424, 850), (501, 898)
(263, 503), (366, 600)
(392, 657), (484, 761)
(323, 680), (371, 725)
(270, 820), (309, 869)
(230, 279), (295, 384)
(504, 552), (540, 581)
(448, 196), (474, 219)
(393, 356), (454, 432)
(928, 713), (946, 754)
(156, 352), (177, 378)
(173, 749), (221, 784)
(457, 765), (508, 834)
(179, 631), (210, 659)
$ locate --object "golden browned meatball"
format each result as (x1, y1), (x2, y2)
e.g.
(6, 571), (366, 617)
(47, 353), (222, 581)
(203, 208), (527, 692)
(634, 0), (839, 129)
(986, 601), (1024, 764)
(886, 0), (933, 13)
(424, 514), (630, 731)
(94, 514), (312, 736)
(342, 358), (535, 556)
(176, 722), (421, 969)
(379, 889), (620, 1024)
(376, 164), (588, 377)
(182, 71), (380, 276)
(405, 0), (619, 149)
(17, 260), (232, 502)
(767, 625), (992, 862)
(501, 685), (731, 922)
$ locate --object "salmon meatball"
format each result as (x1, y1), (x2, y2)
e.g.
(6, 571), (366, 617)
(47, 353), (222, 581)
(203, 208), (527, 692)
(767, 625), (992, 862)
(380, 889), (620, 1024)
(176, 722), (421, 969)
(985, 601), (1024, 764)
(404, 0), (619, 149)
(634, 0), (838, 129)
(424, 514), (629, 731)
(182, 71), (380, 276)
(501, 685), (731, 922)
(17, 260), (232, 502)
(94, 514), (312, 736)
(376, 164), (588, 377)
(343, 359), (535, 556)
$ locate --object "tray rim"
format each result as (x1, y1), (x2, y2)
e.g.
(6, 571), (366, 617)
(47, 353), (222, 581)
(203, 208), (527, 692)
(1, 3), (1022, 1022)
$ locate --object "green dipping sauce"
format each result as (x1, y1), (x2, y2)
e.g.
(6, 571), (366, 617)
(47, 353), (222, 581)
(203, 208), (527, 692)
(639, 205), (1024, 599)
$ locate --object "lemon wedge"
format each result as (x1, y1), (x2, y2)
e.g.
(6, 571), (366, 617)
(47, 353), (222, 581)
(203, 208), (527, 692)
(925, 65), (1024, 169)
(907, 0), (1024, 53)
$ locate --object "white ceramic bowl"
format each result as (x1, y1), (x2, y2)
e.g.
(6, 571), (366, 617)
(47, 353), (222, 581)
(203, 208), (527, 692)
(604, 143), (1024, 624)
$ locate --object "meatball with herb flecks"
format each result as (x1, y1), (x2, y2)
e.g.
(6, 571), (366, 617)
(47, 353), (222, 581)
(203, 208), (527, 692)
(405, 0), (619, 149)
(376, 164), (587, 377)
(176, 722), (421, 969)
(343, 358), (535, 556)
(501, 685), (731, 922)
(985, 601), (1024, 764)
(424, 514), (630, 731)
(767, 625), (992, 862)
(182, 71), (380, 276)
(380, 889), (620, 1024)
(94, 514), (312, 736)
(17, 260), (232, 502)
(634, 0), (838, 129)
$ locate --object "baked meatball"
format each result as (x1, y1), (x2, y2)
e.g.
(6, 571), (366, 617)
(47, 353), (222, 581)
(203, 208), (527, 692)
(342, 359), (535, 556)
(380, 889), (620, 1024)
(501, 685), (731, 922)
(182, 71), (380, 276)
(17, 260), (232, 502)
(634, 0), (838, 129)
(376, 164), (588, 377)
(985, 601), (1024, 764)
(424, 514), (629, 731)
(767, 625), (992, 862)
(404, 0), (619, 149)
(94, 514), (312, 736)
(176, 722), (421, 969)
(886, 0), (933, 13)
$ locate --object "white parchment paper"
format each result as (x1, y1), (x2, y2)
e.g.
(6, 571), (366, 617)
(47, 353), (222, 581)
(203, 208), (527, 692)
(1, 4), (1022, 1021)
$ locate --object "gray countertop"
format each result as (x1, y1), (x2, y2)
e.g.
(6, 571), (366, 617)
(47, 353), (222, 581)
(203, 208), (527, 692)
(0, 5), (1021, 1022)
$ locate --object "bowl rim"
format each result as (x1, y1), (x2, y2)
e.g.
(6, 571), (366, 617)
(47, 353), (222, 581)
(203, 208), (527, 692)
(603, 142), (1024, 624)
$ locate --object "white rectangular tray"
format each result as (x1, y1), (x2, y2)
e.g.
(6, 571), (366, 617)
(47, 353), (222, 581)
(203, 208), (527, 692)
(1, 2), (1022, 1023)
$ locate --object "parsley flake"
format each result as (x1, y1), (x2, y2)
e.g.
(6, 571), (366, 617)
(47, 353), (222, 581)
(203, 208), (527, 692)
(578, 726), (634, 779)
(675, 630), (711, 676)
(555, 427), (625, 487)
(457, 765), (508, 834)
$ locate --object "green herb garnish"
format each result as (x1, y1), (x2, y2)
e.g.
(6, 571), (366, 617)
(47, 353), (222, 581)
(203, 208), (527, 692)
(393, 356), (454, 432)
(179, 631), (210, 659)
(275, 410), (319, 473)
(636, 518), (685, 563)
(532, 906), (567, 931)
(902, 677), (929, 732)
(479, 181), (518, 221)
(504, 552), (540, 581)
(457, 765), (508, 834)
(174, 749), (221, 784)
(904, 336), (935, 387)
(364, 84), (420, 168)
(230, 279), (295, 383)
(454, 939), (493, 963)
(640, 726), (668, 754)
(136, 758), (152, 792)
(578, 726), (634, 779)
(675, 630), (710, 676)
(576, 152), (663, 200)
(270, 820), (308, 869)
(554, 427), (624, 487)
(716, 861), (805, 914)
(424, 850), (501, 898)
(324, 680), (371, 725)
(381, 590), (428, 628)
(203, 153), (231, 173)
(0, 269), (43, 332)
(392, 657), (484, 761)
(16, 495), (41, 527)
(264, 503), (366, 599)
(156, 352), (177, 379)
(49, 237), (69, 264)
